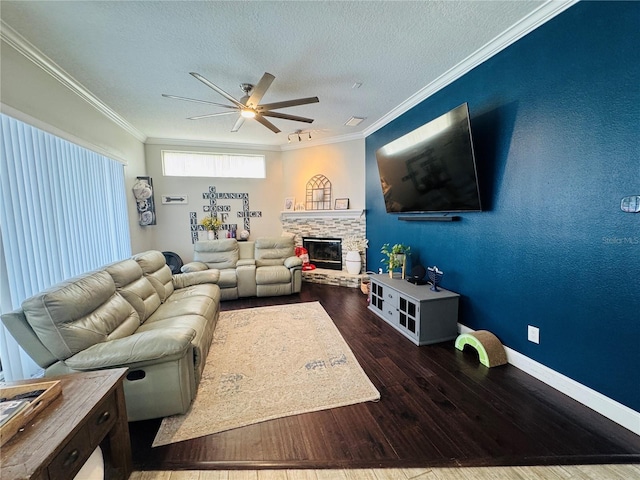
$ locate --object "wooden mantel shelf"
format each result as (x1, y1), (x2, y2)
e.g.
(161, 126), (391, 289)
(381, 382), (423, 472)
(281, 209), (365, 220)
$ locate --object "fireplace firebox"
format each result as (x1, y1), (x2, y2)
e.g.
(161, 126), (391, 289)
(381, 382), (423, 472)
(302, 237), (342, 270)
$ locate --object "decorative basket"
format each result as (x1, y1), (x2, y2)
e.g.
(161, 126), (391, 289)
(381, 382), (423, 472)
(360, 279), (371, 295)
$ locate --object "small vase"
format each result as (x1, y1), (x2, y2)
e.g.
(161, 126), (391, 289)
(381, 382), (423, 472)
(345, 251), (361, 274)
(207, 230), (215, 240)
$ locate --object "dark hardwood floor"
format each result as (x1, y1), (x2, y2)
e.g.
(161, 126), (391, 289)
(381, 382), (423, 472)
(129, 282), (640, 470)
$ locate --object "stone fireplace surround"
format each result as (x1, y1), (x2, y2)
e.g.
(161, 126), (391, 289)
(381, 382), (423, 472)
(281, 210), (367, 288)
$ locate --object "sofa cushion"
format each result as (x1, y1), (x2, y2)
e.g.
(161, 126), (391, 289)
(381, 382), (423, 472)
(180, 261), (209, 273)
(1, 310), (58, 368)
(172, 270), (220, 290)
(193, 239), (239, 269)
(133, 250), (175, 302)
(145, 289), (218, 324)
(217, 269), (238, 288)
(63, 326), (197, 370)
(106, 259), (161, 322)
(254, 237), (295, 267)
(137, 314), (214, 383)
(21, 271), (140, 360)
(168, 283), (221, 302)
(255, 265), (293, 285)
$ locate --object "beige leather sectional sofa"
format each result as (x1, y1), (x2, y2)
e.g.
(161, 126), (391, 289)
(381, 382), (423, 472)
(1, 237), (302, 422)
(1, 250), (221, 421)
(181, 236), (303, 301)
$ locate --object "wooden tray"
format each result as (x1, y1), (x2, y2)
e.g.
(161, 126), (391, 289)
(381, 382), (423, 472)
(0, 380), (62, 446)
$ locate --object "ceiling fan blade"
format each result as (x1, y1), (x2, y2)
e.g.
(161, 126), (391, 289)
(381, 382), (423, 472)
(261, 111), (314, 124)
(188, 111), (238, 120)
(190, 72), (245, 108)
(254, 114), (281, 134)
(231, 116), (245, 132)
(257, 96), (319, 111)
(246, 72), (275, 108)
(162, 94), (237, 109)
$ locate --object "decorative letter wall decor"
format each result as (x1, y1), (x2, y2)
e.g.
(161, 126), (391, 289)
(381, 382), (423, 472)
(189, 186), (262, 243)
(132, 176), (156, 226)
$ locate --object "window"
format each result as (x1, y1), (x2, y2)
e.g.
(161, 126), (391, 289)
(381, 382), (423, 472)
(0, 113), (131, 381)
(162, 150), (266, 178)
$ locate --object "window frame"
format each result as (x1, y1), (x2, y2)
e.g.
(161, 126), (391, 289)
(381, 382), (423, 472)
(161, 150), (266, 178)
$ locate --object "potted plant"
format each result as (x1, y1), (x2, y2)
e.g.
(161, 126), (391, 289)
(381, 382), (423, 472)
(343, 236), (368, 274)
(201, 215), (222, 240)
(381, 243), (411, 278)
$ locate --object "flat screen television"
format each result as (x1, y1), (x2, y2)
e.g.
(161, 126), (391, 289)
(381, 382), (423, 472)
(375, 103), (481, 213)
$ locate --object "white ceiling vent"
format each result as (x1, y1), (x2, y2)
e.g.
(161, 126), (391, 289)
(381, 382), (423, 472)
(345, 116), (365, 127)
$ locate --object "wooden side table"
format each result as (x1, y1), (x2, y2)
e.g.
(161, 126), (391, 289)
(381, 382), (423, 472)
(1, 368), (132, 480)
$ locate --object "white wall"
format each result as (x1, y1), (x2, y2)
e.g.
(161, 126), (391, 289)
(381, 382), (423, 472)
(144, 138), (366, 264)
(0, 39), (150, 254)
(281, 139), (366, 211)
(144, 143), (285, 263)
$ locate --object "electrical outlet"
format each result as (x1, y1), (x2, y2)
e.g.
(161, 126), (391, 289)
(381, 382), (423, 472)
(528, 325), (540, 344)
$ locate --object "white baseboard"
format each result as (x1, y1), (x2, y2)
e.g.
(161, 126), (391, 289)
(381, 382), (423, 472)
(458, 324), (640, 436)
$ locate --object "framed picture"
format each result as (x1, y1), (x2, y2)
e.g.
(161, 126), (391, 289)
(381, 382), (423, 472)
(161, 195), (188, 205)
(284, 197), (295, 211)
(335, 198), (349, 210)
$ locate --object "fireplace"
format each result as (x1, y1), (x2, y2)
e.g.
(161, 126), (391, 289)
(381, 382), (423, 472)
(303, 237), (342, 270)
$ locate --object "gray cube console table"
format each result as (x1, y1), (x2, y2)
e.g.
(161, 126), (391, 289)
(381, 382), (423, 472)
(368, 274), (460, 346)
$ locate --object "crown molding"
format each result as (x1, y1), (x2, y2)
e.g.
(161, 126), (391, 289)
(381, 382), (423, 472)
(1, 0), (577, 149)
(1, 20), (147, 143)
(363, 0), (579, 137)
(145, 137), (282, 152)
(147, 131), (364, 152)
(1, 102), (129, 165)
(280, 131), (364, 151)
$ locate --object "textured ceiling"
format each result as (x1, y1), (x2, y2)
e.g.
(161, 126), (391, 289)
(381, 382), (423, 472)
(0, 1), (552, 147)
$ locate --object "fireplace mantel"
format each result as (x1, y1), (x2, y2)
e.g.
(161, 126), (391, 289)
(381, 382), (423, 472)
(280, 209), (365, 220)
(281, 209), (366, 288)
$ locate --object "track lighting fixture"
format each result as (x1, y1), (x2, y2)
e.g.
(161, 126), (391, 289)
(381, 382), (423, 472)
(287, 129), (312, 143)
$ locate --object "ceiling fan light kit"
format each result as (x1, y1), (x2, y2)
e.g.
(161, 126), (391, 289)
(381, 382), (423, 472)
(164, 72), (319, 134)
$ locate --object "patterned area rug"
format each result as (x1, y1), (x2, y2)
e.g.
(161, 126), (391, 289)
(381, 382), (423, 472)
(152, 301), (380, 446)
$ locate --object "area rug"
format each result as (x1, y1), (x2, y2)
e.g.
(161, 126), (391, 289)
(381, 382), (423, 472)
(152, 301), (380, 446)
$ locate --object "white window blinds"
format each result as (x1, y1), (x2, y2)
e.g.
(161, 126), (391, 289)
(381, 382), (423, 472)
(0, 113), (131, 380)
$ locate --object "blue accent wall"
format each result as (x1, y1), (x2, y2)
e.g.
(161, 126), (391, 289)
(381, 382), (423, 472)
(365, 1), (639, 411)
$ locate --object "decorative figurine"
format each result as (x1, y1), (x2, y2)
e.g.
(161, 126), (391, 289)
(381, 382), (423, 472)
(427, 266), (443, 291)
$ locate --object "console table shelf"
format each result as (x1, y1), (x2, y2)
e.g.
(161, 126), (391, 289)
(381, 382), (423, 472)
(368, 274), (459, 346)
(1, 368), (132, 480)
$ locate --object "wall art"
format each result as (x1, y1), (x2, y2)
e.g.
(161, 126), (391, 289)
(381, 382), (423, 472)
(189, 186), (262, 243)
(132, 176), (156, 226)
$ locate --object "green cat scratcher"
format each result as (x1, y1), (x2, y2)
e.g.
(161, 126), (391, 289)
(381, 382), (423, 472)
(455, 330), (507, 368)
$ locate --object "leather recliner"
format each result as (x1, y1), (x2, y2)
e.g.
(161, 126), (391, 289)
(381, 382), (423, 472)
(181, 236), (303, 300)
(1, 250), (220, 421)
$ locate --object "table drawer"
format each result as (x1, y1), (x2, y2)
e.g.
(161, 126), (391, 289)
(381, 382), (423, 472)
(382, 286), (398, 307)
(87, 391), (118, 445)
(48, 427), (92, 480)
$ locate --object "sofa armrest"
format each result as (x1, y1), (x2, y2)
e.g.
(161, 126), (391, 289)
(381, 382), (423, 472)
(181, 261), (210, 273)
(172, 270), (220, 289)
(63, 327), (197, 370)
(237, 259), (256, 267)
(284, 256), (303, 269)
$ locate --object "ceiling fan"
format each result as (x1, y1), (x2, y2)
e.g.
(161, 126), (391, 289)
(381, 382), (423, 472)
(163, 72), (319, 134)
